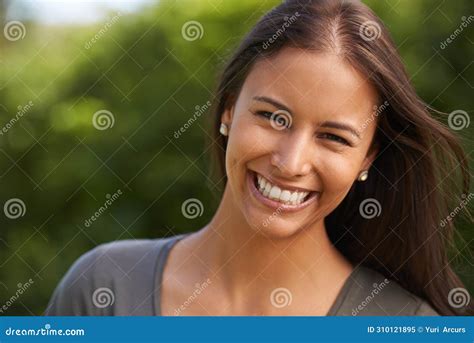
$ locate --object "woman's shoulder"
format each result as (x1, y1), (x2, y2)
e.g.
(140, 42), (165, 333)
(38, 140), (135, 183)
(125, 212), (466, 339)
(44, 234), (186, 316)
(332, 264), (440, 316)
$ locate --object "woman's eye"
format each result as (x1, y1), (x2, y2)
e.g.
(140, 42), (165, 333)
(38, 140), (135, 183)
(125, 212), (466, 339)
(318, 133), (350, 146)
(255, 110), (291, 129)
(255, 111), (273, 119)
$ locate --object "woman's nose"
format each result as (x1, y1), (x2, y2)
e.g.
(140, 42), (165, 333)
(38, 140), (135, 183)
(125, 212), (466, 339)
(270, 133), (312, 177)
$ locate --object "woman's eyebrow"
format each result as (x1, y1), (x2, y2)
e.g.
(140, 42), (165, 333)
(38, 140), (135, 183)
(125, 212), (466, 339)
(253, 96), (292, 113)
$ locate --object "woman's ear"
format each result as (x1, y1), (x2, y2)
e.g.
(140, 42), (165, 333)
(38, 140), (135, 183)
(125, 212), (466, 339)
(221, 105), (235, 127)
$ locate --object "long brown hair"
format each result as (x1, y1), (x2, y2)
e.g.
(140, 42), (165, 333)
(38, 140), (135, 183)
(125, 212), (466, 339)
(207, 0), (472, 315)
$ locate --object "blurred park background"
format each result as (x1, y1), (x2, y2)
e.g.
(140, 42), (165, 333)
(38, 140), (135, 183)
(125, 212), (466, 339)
(0, 0), (473, 315)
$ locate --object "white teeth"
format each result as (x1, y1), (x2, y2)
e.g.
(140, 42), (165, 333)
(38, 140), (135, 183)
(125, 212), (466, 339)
(290, 192), (298, 203)
(257, 175), (264, 190)
(263, 183), (271, 197)
(255, 172), (311, 205)
(280, 190), (291, 202)
(269, 186), (281, 200)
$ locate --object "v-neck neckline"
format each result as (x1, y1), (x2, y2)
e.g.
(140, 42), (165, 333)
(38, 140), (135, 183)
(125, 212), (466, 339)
(154, 233), (363, 316)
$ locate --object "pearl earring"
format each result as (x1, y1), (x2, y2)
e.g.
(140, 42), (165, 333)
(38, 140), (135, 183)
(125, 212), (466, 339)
(358, 170), (369, 182)
(219, 123), (228, 136)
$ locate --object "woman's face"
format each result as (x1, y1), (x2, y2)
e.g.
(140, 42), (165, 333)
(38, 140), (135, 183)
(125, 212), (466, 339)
(221, 48), (379, 238)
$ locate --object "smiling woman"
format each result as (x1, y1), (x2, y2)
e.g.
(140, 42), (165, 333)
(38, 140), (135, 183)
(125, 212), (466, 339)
(45, 0), (472, 317)
(220, 50), (380, 236)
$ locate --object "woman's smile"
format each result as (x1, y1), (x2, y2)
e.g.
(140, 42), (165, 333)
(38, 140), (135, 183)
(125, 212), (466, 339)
(247, 169), (320, 213)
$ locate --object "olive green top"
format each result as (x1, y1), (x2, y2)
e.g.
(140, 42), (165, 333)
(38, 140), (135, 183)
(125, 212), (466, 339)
(45, 233), (439, 316)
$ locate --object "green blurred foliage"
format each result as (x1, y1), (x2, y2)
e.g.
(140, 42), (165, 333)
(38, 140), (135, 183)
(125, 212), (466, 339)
(0, 0), (472, 315)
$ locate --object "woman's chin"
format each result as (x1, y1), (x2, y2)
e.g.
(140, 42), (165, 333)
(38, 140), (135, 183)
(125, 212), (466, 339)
(247, 216), (303, 239)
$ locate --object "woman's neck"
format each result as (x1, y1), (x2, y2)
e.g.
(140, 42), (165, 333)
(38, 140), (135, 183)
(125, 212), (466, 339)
(176, 186), (353, 315)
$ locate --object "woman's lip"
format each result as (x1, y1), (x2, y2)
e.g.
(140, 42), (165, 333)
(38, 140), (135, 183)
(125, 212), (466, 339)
(247, 170), (319, 213)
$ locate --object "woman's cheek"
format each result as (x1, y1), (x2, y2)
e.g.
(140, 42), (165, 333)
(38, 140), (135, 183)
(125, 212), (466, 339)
(233, 118), (270, 155)
(225, 118), (260, 176)
(318, 153), (358, 196)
